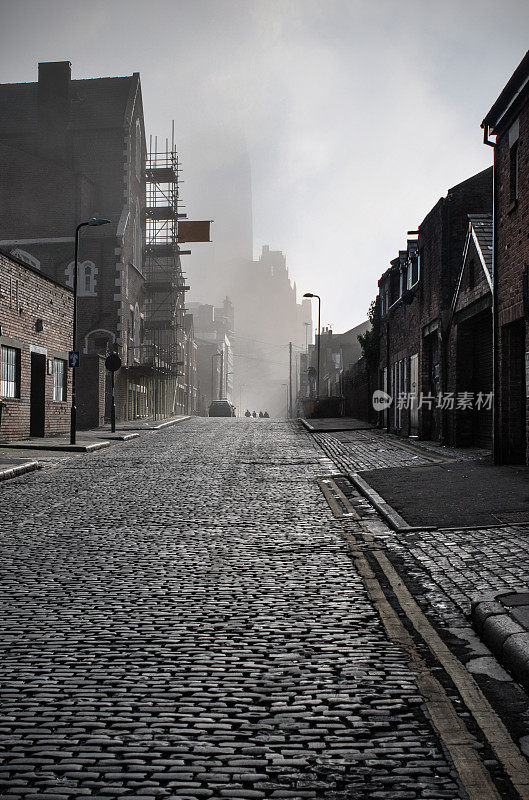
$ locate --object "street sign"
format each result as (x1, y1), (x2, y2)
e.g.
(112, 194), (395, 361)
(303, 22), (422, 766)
(68, 351), (80, 368)
(105, 353), (122, 372)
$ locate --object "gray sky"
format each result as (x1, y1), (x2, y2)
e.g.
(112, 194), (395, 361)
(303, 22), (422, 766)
(1, 0), (528, 331)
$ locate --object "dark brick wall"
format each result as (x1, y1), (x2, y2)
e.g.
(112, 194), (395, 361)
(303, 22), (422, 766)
(493, 89), (529, 462)
(0, 251), (73, 441)
(418, 168), (492, 441)
(76, 354), (105, 429)
(378, 274), (421, 435)
(0, 65), (148, 422)
(342, 357), (376, 422)
(444, 234), (492, 446)
(375, 169), (492, 442)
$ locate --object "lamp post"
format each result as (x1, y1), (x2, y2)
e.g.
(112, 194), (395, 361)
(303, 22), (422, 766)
(303, 293), (321, 402)
(70, 217), (111, 444)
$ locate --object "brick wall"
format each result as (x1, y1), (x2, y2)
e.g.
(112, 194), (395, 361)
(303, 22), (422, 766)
(76, 354), (106, 429)
(0, 251), (73, 441)
(0, 65), (147, 423)
(378, 266), (421, 435)
(493, 94), (529, 462)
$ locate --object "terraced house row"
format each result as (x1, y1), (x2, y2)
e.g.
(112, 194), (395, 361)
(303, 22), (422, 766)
(338, 49), (529, 465)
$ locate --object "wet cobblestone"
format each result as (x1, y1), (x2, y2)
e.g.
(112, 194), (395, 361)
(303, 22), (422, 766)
(0, 418), (465, 798)
(315, 428), (529, 621)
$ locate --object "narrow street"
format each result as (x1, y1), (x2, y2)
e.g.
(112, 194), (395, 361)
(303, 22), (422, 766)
(1, 418), (528, 799)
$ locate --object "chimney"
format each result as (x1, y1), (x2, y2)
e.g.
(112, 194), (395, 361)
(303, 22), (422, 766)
(37, 61), (71, 160)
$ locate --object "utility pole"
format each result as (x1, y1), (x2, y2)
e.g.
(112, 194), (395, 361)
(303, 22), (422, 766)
(219, 349), (224, 398)
(289, 342), (293, 419)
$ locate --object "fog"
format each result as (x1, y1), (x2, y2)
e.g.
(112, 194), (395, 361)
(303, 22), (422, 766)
(1, 0), (528, 414)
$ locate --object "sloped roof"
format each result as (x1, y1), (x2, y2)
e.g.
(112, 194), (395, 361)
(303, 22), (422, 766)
(482, 50), (529, 132)
(0, 75), (137, 135)
(451, 213), (492, 315)
(468, 214), (492, 276)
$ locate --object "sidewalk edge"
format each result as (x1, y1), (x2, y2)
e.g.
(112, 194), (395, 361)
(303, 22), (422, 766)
(0, 460), (40, 481)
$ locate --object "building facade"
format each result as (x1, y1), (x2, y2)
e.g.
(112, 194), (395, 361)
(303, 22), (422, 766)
(375, 168), (492, 441)
(0, 250), (74, 441)
(482, 50), (529, 463)
(0, 61), (193, 426)
(188, 299), (234, 409)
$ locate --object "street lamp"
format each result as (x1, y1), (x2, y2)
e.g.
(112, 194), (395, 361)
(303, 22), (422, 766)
(70, 217), (111, 444)
(303, 292), (321, 402)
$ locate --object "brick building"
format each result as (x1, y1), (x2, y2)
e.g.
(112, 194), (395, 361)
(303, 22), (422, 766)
(0, 250), (73, 441)
(482, 50), (529, 463)
(445, 214), (493, 448)
(379, 246), (421, 435)
(0, 61), (189, 425)
(377, 168), (492, 440)
(183, 314), (198, 415)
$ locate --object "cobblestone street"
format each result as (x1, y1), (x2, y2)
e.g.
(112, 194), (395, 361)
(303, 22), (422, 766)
(0, 418), (475, 800)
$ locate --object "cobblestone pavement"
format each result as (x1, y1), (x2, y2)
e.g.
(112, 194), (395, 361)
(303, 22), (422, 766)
(314, 427), (529, 753)
(0, 418), (468, 799)
(317, 429), (488, 471)
(313, 429), (529, 622)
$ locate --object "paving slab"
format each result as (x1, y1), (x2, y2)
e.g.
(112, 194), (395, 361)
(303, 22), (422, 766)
(357, 459), (529, 529)
(300, 417), (376, 432)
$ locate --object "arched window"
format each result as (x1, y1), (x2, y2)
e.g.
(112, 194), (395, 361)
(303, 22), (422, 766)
(133, 199), (142, 272)
(135, 118), (143, 181)
(65, 261), (98, 296)
(84, 328), (116, 355)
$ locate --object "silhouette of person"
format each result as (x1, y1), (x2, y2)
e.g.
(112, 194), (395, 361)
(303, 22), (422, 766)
(245, 409), (251, 417)
(259, 411), (263, 418)
(252, 411), (257, 417)
(263, 411), (269, 418)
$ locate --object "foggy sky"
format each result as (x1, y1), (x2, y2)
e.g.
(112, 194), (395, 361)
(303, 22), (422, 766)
(1, 0), (528, 332)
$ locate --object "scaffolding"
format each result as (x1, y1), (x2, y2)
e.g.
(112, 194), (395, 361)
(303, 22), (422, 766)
(143, 128), (190, 416)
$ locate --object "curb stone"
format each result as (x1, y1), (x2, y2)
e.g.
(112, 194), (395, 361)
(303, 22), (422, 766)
(471, 598), (529, 692)
(0, 460), (40, 481)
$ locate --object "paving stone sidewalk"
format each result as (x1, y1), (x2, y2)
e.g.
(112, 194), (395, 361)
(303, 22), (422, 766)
(312, 426), (529, 736)
(0, 418), (465, 799)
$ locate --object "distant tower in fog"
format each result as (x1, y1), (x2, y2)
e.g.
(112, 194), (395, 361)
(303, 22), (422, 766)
(180, 128), (253, 306)
(234, 245), (312, 416)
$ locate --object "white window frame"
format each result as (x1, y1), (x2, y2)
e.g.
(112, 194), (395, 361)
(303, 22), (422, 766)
(1, 345), (20, 398)
(65, 260), (98, 296)
(53, 358), (67, 402)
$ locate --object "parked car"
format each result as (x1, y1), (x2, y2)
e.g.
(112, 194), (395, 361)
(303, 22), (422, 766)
(208, 400), (235, 417)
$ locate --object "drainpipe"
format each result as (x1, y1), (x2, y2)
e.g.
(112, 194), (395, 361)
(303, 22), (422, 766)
(483, 124), (498, 463)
